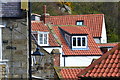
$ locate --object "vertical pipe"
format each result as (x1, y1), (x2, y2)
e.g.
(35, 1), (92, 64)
(28, 1), (32, 80)
(64, 57), (65, 67)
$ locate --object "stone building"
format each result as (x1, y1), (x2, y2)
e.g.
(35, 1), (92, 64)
(0, 1), (28, 79)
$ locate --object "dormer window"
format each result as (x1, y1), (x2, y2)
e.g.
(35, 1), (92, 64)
(38, 32), (49, 46)
(72, 36), (87, 49)
(76, 20), (84, 26)
(32, 31), (49, 46)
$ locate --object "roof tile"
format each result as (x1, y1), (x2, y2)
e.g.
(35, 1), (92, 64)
(60, 26), (89, 34)
(78, 44), (120, 78)
(60, 68), (83, 79)
(98, 43), (118, 47)
(31, 21), (59, 46)
(52, 26), (102, 55)
(45, 14), (104, 37)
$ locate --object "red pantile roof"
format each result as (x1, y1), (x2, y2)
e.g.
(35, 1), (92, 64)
(52, 26), (102, 55)
(98, 43), (118, 47)
(32, 21), (48, 32)
(60, 26), (89, 34)
(78, 43), (120, 78)
(60, 68), (83, 79)
(45, 14), (104, 37)
(31, 21), (59, 46)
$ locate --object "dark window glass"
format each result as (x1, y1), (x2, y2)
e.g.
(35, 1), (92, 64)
(44, 34), (47, 44)
(77, 37), (81, 46)
(73, 37), (76, 46)
(82, 37), (86, 46)
(31, 15), (35, 20)
(39, 34), (43, 44)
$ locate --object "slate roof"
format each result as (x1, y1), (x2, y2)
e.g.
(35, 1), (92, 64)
(52, 26), (102, 55)
(0, 2), (22, 18)
(45, 14), (104, 37)
(78, 43), (120, 78)
(31, 21), (59, 46)
(60, 68), (83, 79)
(60, 26), (89, 34)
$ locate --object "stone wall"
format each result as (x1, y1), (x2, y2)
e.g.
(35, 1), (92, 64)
(2, 18), (28, 78)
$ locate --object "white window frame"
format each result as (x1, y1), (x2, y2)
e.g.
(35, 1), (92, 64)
(0, 24), (6, 61)
(72, 36), (87, 48)
(38, 31), (49, 46)
(0, 27), (2, 61)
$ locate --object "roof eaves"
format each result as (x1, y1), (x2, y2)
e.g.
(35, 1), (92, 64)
(59, 25), (88, 35)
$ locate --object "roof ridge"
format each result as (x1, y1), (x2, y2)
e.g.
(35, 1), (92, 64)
(77, 43), (120, 77)
(47, 24), (61, 45)
(49, 14), (104, 17)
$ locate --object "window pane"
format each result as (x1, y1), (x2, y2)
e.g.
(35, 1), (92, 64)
(39, 34), (43, 44)
(77, 37), (81, 46)
(73, 37), (76, 46)
(82, 37), (86, 46)
(44, 34), (47, 44)
(31, 15), (35, 20)
(76, 22), (80, 25)
(76, 21), (83, 26)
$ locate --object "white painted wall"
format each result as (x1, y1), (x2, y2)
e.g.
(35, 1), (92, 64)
(60, 56), (101, 67)
(94, 38), (101, 43)
(101, 16), (107, 43)
(44, 47), (62, 53)
(0, 27), (2, 60)
(44, 47), (66, 66)
(35, 16), (40, 21)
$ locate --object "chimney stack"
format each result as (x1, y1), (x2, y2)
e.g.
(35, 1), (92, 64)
(41, 5), (50, 24)
(43, 5), (46, 14)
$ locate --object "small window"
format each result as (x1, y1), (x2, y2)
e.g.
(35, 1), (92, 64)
(73, 37), (76, 46)
(77, 37), (81, 46)
(31, 15), (35, 21)
(39, 34), (43, 44)
(38, 32), (49, 46)
(72, 36), (87, 48)
(44, 34), (47, 44)
(82, 37), (86, 46)
(76, 20), (84, 26)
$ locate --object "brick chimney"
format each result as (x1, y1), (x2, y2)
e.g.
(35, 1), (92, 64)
(43, 5), (46, 14)
(51, 49), (60, 66)
(41, 5), (50, 24)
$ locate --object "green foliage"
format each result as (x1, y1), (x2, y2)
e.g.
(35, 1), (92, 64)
(108, 33), (119, 42)
(32, 2), (119, 43)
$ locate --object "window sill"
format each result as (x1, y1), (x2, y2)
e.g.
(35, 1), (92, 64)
(72, 47), (89, 50)
(0, 59), (9, 64)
